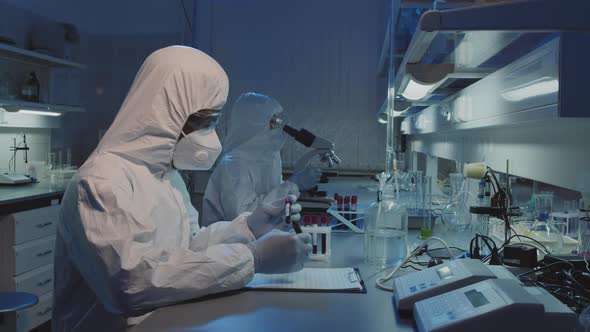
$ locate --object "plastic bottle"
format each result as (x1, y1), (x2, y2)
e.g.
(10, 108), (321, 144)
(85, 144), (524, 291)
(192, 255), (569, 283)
(22, 72), (40, 102)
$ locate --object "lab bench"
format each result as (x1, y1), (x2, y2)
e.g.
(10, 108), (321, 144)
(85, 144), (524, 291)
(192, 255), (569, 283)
(0, 179), (68, 332)
(132, 232), (416, 332)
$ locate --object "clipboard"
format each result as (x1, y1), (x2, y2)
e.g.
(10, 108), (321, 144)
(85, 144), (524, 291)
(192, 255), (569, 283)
(245, 267), (367, 294)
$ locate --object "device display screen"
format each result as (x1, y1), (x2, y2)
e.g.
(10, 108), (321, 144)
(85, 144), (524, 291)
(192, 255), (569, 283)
(436, 266), (454, 280)
(464, 289), (490, 308)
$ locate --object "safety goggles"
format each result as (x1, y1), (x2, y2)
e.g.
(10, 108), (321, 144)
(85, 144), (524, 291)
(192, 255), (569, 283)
(269, 113), (284, 130)
(182, 109), (221, 134)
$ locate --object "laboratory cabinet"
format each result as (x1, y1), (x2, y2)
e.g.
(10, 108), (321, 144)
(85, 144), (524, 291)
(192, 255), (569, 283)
(0, 205), (60, 332)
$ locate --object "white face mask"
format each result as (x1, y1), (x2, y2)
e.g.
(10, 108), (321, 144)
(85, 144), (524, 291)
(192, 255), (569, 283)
(172, 129), (222, 170)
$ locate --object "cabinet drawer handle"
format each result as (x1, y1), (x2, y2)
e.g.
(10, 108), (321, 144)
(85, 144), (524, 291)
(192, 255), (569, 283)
(35, 222), (53, 228)
(36, 250), (53, 257)
(37, 278), (52, 286)
(37, 307), (52, 316)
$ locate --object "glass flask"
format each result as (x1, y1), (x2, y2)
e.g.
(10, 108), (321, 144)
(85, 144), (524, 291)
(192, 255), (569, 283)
(528, 192), (563, 253)
(364, 184), (409, 267)
(441, 173), (472, 232)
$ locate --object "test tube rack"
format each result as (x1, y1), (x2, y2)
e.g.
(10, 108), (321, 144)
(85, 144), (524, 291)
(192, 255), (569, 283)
(301, 225), (331, 260)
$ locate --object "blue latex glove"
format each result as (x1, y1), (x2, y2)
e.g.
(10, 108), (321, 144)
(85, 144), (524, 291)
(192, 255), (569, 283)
(246, 229), (312, 274)
(289, 167), (322, 191)
(247, 195), (302, 239)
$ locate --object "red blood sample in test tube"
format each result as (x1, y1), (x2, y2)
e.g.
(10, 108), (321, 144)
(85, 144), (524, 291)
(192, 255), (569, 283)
(303, 215), (312, 227)
(344, 196), (351, 220)
(337, 196), (343, 211)
(311, 215), (320, 254)
(351, 195), (358, 225)
(320, 215), (328, 254)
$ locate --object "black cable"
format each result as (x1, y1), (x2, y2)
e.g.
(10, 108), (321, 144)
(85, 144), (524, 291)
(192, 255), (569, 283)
(181, 0), (193, 33)
(504, 234), (550, 254)
(426, 246), (465, 253)
(517, 260), (574, 278)
(401, 265), (422, 271)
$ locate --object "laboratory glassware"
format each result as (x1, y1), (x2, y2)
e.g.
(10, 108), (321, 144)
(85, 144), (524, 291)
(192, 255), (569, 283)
(441, 173), (472, 232)
(365, 183), (408, 267)
(528, 192), (563, 253)
(419, 176), (434, 239)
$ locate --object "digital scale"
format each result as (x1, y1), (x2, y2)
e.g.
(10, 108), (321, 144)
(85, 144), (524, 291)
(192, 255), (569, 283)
(393, 259), (519, 315)
(0, 173), (32, 185)
(414, 279), (576, 332)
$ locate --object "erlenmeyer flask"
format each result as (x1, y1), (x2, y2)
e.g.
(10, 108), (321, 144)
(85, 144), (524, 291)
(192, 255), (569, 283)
(441, 173), (472, 232)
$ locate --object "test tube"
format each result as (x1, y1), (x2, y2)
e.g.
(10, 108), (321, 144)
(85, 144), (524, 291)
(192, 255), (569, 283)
(321, 215), (329, 254)
(351, 195), (358, 226)
(303, 215), (311, 227)
(337, 196), (343, 211)
(344, 196), (351, 221)
(420, 176), (433, 239)
(311, 215), (320, 254)
(57, 150), (63, 171)
(65, 148), (72, 169)
(47, 152), (56, 171)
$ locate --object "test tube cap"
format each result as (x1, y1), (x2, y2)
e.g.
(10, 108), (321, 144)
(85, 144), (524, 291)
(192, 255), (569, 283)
(351, 195), (358, 204)
(312, 215), (320, 225)
(344, 195), (351, 203)
(320, 215), (329, 225)
(336, 196), (343, 204)
(303, 215), (312, 225)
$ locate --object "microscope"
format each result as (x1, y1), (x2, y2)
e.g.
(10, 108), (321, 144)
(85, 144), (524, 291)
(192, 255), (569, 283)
(282, 125), (341, 208)
(282, 125), (341, 171)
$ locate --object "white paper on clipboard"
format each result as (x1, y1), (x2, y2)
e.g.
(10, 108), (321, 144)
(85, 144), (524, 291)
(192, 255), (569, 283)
(246, 267), (364, 292)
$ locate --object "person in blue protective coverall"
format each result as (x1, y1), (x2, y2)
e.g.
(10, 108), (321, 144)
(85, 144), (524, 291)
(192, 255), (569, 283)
(52, 46), (311, 332)
(202, 92), (322, 226)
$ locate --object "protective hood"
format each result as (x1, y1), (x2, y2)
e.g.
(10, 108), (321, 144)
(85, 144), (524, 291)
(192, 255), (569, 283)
(201, 93), (294, 225)
(223, 92), (285, 155)
(95, 46), (229, 177)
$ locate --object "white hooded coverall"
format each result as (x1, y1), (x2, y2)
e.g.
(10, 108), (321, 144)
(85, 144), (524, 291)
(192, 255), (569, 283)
(52, 46), (258, 332)
(202, 93), (299, 226)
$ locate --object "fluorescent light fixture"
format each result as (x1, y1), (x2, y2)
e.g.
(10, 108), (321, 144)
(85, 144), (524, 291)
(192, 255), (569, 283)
(18, 109), (62, 117)
(501, 78), (559, 102)
(401, 79), (436, 101)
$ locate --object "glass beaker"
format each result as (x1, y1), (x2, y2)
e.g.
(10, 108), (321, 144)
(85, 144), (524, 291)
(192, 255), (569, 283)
(365, 184), (408, 267)
(441, 173), (472, 232)
(65, 148), (72, 169)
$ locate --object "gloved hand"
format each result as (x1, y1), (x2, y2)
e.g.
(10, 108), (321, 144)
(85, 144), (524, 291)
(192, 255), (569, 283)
(246, 229), (312, 274)
(247, 195), (302, 239)
(288, 167), (322, 191)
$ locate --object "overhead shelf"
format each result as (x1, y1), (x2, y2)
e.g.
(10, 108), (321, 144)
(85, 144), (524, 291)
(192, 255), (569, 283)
(0, 99), (85, 114)
(391, 0), (590, 107)
(0, 43), (86, 69)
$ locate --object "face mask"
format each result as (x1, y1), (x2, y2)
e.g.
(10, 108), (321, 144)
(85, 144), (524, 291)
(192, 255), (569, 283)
(270, 128), (287, 151)
(172, 129), (222, 170)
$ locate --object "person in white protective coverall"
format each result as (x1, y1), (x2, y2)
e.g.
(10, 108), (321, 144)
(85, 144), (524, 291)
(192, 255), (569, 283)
(52, 46), (311, 332)
(202, 92), (322, 226)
